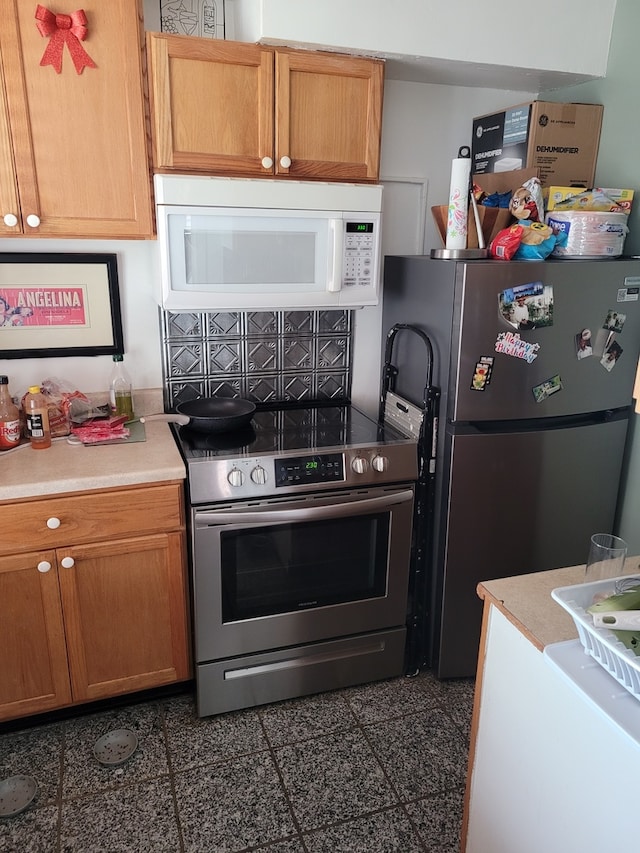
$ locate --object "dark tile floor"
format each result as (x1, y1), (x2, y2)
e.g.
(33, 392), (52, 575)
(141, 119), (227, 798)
(0, 672), (474, 853)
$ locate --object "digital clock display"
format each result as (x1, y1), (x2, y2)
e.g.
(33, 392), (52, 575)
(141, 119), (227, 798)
(275, 453), (344, 487)
(346, 222), (374, 233)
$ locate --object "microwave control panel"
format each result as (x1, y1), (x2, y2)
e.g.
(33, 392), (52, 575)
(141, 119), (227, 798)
(343, 221), (376, 288)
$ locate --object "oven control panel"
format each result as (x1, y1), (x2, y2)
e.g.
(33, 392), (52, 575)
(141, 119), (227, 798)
(187, 443), (418, 504)
(275, 453), (344, 487)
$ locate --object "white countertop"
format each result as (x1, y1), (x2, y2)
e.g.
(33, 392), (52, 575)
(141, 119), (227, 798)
(0, 392), (185, 501)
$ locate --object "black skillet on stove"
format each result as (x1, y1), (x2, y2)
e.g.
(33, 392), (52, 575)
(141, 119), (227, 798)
(142, 397), (256, 434)
(176, 397), (256, 433)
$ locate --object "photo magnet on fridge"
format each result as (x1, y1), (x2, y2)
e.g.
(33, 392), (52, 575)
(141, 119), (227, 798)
(601, 339), (623, 372)
(471, 357), (494, 391)
(575, 328), (593, 360)
(532, 374), (562, 403)
(603, 309), (626, 333)
(498, 281), (554, 330)
(480, 356), (494, 382)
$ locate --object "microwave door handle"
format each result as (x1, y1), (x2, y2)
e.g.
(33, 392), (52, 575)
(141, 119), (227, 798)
(327, 219), (344, 292)
(195, 488), (413, 527)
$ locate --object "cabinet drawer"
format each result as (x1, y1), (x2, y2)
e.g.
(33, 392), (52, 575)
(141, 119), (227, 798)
(0, 484), (185, 556)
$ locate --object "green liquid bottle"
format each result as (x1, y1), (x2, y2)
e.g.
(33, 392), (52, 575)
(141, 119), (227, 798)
(108, 354), (134, 420)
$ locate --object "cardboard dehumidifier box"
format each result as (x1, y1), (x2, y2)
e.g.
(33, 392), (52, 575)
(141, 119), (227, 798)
(471, 101), (603, 188)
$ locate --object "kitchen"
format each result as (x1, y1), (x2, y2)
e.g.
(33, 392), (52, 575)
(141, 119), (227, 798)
(1, 0), (639, 850)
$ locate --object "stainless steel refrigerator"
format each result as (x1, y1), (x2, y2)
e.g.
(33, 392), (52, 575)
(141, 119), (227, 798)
(382, 256), (640, 678)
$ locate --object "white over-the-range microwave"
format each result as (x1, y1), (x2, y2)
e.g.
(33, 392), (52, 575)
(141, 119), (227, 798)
(154, 175), (383, 311)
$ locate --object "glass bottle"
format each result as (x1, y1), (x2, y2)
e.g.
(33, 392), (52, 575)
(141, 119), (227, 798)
(109, 354), (134, 419)
(0, 375), (21, 450)
(24, 385), (52, 449)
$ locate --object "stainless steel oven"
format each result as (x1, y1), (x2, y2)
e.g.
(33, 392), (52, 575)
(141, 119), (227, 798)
(172, 404), (418, 717)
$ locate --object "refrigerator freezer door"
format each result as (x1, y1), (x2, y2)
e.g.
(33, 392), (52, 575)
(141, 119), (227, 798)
(435, 415), (629, 678)
(451, 259), (640, 422)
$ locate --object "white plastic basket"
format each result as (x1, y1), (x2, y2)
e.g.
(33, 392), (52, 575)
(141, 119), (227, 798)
(551, 577), (640, 701)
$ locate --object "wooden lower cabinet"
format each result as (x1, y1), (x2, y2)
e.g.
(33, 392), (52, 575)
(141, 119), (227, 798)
(60, 532), (190, 703)
(0, 549), (72, 720)
(0, 519), (191, 722)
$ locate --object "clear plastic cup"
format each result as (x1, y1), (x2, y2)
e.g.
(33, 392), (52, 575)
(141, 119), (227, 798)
(584, 533), (627, 584)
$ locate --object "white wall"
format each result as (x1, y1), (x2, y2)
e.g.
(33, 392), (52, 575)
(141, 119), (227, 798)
(227, 0), (615, 90)
(538, 0), (640, 552)
(0, 239), (162, 400)
(352, 80), (535, 416)
(540, 0), (640, 255)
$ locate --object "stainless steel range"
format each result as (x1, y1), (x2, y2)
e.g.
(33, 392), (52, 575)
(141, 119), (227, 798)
(172, 403), (418, 717)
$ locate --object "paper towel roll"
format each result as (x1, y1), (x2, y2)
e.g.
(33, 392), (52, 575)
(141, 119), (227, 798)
(446, 155), (472, 249)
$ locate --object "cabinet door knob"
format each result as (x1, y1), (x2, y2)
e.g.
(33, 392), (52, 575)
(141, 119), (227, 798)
(37, 561), (52, 573)
(47, 517), (61, 529)
(60, 556), (75, 569)
(279, 155), (292, 169)
(3, 213), (18, 227)
(261, 156), (273, 169)
(26, 213), (41, 228)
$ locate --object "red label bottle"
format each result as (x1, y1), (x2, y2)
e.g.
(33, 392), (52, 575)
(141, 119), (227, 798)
(0, 375), (21, 450)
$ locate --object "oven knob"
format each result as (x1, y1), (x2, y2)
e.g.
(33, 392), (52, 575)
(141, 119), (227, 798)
(227, 467), (245, 487)
(372, 455), (389, 473)
(351, 456), (369, 474)
(250, 465), (267, 485)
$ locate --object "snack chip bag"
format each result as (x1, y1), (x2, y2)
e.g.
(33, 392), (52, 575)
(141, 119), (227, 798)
(489, 224), (523, 260)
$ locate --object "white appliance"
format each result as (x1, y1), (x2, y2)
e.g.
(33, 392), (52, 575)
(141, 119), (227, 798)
(154, 175), (383, 311)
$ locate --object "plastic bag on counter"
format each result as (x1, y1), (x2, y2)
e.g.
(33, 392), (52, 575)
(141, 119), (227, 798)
(21, 378), (91, 437)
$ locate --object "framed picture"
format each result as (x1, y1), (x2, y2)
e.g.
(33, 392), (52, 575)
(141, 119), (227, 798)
(0, 253), (124, 359)
(160, 0), (225, 38)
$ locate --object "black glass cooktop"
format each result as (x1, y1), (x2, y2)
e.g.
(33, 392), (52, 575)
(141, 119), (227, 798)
(171, 402), (412, 461)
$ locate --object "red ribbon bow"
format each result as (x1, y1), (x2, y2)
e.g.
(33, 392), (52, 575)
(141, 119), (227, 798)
(35, 5), (97, 74)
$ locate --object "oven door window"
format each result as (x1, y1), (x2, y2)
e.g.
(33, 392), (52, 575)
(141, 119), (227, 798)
(220, 513), (389, 622)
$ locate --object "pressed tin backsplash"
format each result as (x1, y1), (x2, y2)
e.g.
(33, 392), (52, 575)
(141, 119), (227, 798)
(160, 309), (353, 410)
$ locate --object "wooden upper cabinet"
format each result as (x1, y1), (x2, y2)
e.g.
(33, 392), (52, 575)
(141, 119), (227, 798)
(275, 49), (383, 182)
(147, 33), (274, 177)
(147, 34), (383, 182)
(0, 62), (21, 233)
(0, 0), (153, 238)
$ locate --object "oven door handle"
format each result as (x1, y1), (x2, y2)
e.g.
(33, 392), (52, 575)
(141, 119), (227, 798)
(195, 489), (414, 526)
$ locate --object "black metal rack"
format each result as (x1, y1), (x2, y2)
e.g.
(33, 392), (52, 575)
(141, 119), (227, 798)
(379, 323), (441, 675)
